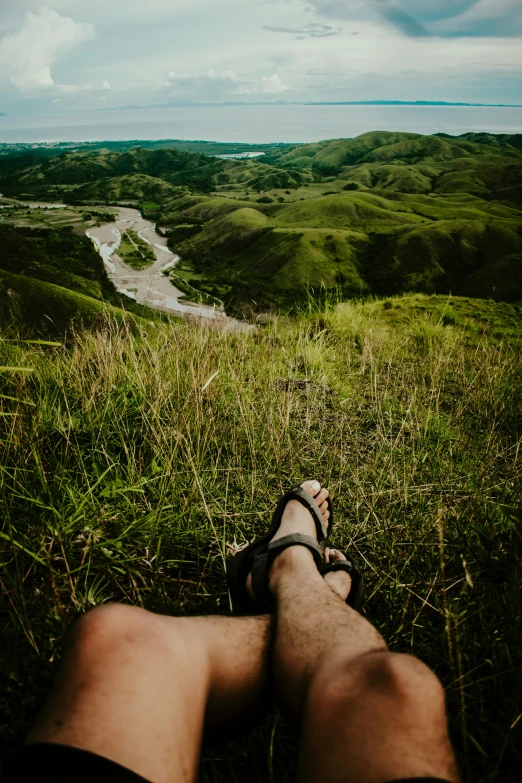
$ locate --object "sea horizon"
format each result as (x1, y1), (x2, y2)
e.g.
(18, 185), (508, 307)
(0, 104), (521, 145)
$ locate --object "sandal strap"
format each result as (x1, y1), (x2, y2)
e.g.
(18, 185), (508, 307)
(321, 553), (365, 612)
(250, 534), (323, 605)
(272, 486), (331, 542)
(321, 559), (356, 576)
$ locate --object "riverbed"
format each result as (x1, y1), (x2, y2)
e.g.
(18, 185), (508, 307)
(86, 207), (242, 328)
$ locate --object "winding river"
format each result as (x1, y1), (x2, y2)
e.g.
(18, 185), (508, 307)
(86, 207), (243, 329)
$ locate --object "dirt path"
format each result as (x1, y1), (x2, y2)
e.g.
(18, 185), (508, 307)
(86, 207), (244, 328)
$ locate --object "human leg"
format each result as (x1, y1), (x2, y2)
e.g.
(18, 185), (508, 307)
(25, 607), (272, 783)
(262, 482), (460, 783)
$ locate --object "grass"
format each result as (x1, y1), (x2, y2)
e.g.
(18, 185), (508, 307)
(0, 293), (521, 782)
(169, 270), (223, 307)
(118, 229), (156, 270)
(163, 187), (522, 310)
(2, 132), (522, 312)
(73, 174), (178, 203)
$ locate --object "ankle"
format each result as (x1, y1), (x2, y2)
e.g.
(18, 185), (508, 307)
(268, 545), (318, 593)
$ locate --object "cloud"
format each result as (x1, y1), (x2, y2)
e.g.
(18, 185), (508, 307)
(263, 23), (340, 38)
(163, 68), (290, 99)
(102, 80), (112, 90)
(161, 68), (242, 99)
(0, 7), (94, 93)
(261, 74), (290, 93)
(235, 74), (290, 95)
(308, 0), (522, 37)
(432, 0), (522, 37)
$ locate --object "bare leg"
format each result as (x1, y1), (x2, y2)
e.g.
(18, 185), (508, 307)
(27, 608), (272, 783)
(23, 493), (358, 783)
(264, 481), (460, 783)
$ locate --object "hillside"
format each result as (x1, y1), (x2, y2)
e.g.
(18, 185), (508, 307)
(0, 222), (167, 333)
(1, 131), (521, 312)
(0, 146), (227, 199)
(163, 189), (522, 311)
(1, 295), (521, 782)
(159, 133), (522, 310)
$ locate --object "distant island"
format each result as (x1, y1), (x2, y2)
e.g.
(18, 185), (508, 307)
(303, 100), (522, 108)
(108, 99), (522, 111)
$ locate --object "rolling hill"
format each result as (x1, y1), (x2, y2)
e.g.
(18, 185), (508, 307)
(162, 186), (522, 311)
(0, 223), (162, 333)
(0, 146), (227, 199)
(1, 131), (521, 313)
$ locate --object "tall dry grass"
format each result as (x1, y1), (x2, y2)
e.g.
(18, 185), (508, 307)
(1, 294), (521, 781)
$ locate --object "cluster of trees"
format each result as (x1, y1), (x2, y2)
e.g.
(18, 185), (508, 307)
(0, 224), (115, 300)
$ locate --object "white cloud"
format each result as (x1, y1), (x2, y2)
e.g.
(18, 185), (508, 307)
(160, 68), (242, 100)
(261, 74), (289, 93)
(208, 68), (238, 80)
(102, 80), (112, 90)
(233, 74), (290, 95)
(0, 0), (519, 111)
(0, 7), (94, 94)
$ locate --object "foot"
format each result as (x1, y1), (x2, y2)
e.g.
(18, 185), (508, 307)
(323, 548), (353, 602)
(246, 480), (331, 601)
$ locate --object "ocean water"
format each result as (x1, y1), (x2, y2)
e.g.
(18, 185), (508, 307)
(0, 104), (521, 144)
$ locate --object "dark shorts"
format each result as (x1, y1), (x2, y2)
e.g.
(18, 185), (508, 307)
(1, 744), (456, 783)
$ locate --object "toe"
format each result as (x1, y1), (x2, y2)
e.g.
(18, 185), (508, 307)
(300, 480), (322, 498)
(314, 487), (329, 506)
(326, 548), (347, 564)
(323, 549), (352, 602)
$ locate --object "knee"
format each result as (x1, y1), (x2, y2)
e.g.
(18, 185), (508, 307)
(69, 604), (167, 667)
(361, 652), (445, 708)
(312, 652), (445, 718)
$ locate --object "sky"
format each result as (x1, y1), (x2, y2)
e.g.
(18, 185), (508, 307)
(0, 0), (521, 114)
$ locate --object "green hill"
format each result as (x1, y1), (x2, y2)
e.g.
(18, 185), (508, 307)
(0, 224), (160, 334)
(263, 131), (522, 206)
(162, 185), (522, 311)
(0, 224), (115, 301)
(1, 131), (521, 313)
(0, 147), (227, 199)
(0, 269), (125, 332)
(71, 174), (179, 203)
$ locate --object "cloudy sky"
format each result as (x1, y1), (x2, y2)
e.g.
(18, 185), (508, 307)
(0, 0), (521, 114)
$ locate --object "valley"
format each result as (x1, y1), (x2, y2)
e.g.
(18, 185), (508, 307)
(86, 207), (238, 324)
(1, 130), (521, 321)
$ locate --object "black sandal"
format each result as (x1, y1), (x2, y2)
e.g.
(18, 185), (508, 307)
(321, 552), (364, 611)
(227, 483), (333, 612)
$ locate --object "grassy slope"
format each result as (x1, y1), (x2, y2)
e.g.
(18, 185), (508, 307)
(0, 295), (521, 782)
(155, 133), (522, 310)
(0, 270), (127, 332)
(0, 224), (162, 334)
(0, 224), (114, 299)
(1, 132), (521, 310)
(164, 187), (522, 309)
